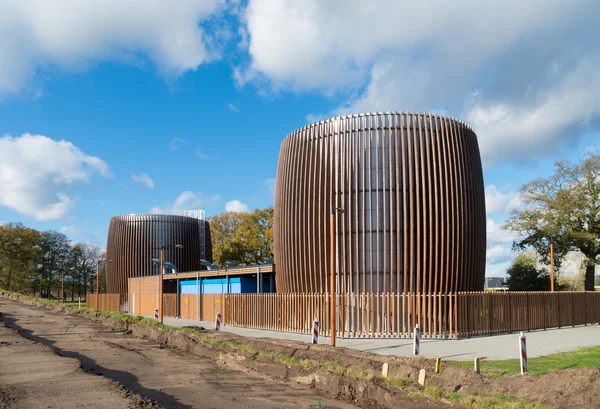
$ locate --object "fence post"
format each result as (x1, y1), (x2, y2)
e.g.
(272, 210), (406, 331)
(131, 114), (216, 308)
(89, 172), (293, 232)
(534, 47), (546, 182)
(215, 312), (222, 331)
(519, 332), (528, 375)
(413, 324), (420, 356)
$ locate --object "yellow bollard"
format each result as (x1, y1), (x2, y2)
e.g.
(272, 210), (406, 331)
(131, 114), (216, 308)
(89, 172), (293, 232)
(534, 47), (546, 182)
(435, 358), (441, 374)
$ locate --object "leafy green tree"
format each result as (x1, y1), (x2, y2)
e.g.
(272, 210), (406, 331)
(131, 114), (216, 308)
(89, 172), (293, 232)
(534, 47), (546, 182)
(505, 155), (600, 290)
(209, 207), (274, 266)
(0, 223), (41, 292)
(505, 253), (550, 291)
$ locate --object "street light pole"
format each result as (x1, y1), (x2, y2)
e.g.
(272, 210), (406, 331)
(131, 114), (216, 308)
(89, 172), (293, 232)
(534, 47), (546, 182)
(159, 247), (164, 324)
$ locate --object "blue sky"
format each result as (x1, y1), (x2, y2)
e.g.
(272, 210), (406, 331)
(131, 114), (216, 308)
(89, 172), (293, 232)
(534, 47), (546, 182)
(0, 0), (599, 277)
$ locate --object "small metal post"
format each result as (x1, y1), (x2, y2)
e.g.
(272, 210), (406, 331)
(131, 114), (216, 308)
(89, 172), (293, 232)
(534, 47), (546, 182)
(474, 357), (480, 374)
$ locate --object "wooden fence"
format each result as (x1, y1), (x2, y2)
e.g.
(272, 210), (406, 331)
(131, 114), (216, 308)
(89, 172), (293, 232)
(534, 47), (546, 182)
(456, 291), (600, 338)
(225, 293), (458, 338)
(224, 292), (600, 339)
(86, 293), (123, 313)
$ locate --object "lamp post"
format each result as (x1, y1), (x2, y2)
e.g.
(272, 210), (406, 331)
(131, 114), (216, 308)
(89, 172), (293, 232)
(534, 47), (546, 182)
(159, 244), (183, 324)
(330, 207), (344, 346)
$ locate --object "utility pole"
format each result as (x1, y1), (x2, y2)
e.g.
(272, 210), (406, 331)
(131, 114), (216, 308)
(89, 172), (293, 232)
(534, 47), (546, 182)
(550, 243), (555, 292)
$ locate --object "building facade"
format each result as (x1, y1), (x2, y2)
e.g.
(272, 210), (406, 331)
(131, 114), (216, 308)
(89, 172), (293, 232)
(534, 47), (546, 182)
(106, 214), (212, 294)
(274, 112), (486, 294)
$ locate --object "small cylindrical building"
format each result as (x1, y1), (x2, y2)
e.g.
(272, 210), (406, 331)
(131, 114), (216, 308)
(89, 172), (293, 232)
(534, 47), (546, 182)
(274, 112), (486, 294)
(105, 214), (212, 295)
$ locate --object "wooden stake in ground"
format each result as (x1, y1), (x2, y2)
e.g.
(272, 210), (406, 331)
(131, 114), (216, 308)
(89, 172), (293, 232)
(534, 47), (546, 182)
(435, 358), (441, 374)
(381, 363), (389, 378)
(418, 369), (426, 386)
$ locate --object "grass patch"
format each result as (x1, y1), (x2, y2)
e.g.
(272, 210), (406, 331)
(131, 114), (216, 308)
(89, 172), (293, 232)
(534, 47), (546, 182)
(449, 344), (600, 378)
(447, 392), (547, 409)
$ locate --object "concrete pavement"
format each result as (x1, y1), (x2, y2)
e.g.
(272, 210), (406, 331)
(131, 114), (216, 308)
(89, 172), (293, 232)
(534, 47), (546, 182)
(141, 314), (600, 361)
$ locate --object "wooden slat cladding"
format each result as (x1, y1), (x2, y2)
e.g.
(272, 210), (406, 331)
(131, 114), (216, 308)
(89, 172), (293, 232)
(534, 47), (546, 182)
(274, 112), (486, 295)
(86, 293), (122, 312)
(221, 291), (600, 339)
(106, 215), (212, 295)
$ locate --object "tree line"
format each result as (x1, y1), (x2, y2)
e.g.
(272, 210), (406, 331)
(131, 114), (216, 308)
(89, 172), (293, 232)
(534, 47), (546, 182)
(504, 154), (600, 291)
(0, 223), (105, 300)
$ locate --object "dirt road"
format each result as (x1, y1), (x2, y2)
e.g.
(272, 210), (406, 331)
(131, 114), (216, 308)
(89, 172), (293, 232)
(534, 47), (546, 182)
(0, 320), (156, 409)
(0, 298), (357, 409)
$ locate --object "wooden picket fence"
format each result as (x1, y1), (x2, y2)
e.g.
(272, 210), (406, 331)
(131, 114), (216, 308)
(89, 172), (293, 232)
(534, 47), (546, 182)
(456, 291), (600, 338)
(224, 291), (600, 339)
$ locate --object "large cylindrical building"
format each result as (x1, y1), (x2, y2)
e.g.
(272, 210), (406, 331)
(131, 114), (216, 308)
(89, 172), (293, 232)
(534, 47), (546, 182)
(106, 214), (212, 294)
(274, 112), (486, 294)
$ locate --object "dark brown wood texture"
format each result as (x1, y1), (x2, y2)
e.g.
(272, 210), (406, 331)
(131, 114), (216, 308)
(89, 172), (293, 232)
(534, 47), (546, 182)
(106, 215), (212, 295)
(274, 112), (486, 294)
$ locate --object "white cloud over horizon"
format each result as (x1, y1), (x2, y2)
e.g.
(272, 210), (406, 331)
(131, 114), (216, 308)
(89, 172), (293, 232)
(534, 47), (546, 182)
(150, 191), (221, 215)
(0, 133), (110, 220)
(225, 199), (249, 212)
(0, 0), (227, 96)
(131, 172), (154, 189)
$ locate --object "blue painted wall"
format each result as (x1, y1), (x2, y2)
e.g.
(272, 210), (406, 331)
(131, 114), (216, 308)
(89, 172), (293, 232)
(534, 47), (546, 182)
(179, 275), (273, 294)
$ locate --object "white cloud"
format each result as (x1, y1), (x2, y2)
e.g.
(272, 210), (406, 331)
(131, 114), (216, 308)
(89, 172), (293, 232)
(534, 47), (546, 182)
(196, 147), (216, 160)
(225, 199), (249, 212)
(263, 178), (276, 195)
(150, 191), (221, 215)
(487, 218), (517, 247)
(169, 137), (186, 150)
(131, 172), (154, 189)
(485, 185), (521, 215)
(485, 217), (519, 277)
(241, 1), (600, 165)
(242, 0), (587, 90)
(60, 225), (82, 236)
(0, 0), (227, 95)
(227, 103), (239, 112)
(0, 133), (110, 220)
(468, 56), (600, 166)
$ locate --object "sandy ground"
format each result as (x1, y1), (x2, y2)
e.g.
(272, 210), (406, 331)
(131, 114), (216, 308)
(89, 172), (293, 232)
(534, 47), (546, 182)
(0, 298), (359, 409)
(3, 294), (600, 409)
(0, 320), (157, 409)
